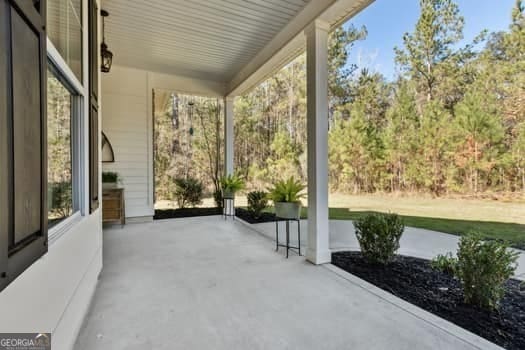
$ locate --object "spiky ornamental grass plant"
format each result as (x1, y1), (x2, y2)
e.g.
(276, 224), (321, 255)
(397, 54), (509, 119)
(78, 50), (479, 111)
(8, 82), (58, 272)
(219, 174), (245, 197)
(173, 177), (203, 209)
(267, 177), (305, 203)
(247, 191), (269, 218)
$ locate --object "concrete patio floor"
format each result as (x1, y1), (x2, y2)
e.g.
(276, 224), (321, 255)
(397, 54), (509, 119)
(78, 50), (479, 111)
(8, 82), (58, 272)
(252, 219), (525, 280)
(75, 216), (504, 349)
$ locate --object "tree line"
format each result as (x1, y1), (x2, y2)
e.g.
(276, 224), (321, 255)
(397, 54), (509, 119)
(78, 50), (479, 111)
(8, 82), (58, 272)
(234, 0), (525, 197)
(154, 93), (224, 203)
(154, 0), (524, 204)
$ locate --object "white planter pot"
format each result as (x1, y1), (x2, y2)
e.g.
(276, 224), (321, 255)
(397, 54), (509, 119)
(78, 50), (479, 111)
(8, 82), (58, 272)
(222, 189), (235, 199)
(275, 202), (301, 220)
(102, 182), (117, 189)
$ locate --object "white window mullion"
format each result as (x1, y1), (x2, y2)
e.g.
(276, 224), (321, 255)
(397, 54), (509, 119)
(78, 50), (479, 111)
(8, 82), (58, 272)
(47, 37), (83, 94)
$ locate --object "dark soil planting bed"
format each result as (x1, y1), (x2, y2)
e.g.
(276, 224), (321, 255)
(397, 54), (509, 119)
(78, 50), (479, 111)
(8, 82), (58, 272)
(235, 208), (279, 224)
(332, 251), (525, 350)
(154, 207), (222, 220)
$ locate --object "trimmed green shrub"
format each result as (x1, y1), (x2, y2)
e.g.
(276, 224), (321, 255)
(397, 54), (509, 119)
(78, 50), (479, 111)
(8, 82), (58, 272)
(247, 191), (268, 218)
(455, 234), (519, 309)
(431, 252), (457, 275)
(173, 177), (203, 208)
(354, 213), (405, 265)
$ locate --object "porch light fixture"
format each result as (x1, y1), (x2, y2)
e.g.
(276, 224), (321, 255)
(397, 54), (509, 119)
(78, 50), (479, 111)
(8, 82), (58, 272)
(100, 9), (113, 73)
(188, 101), (195, 136)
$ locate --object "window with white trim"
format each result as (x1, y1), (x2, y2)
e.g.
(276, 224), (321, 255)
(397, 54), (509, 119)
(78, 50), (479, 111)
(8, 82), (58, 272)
(47, 0), (83, 81)
(47, 65), (80, 228)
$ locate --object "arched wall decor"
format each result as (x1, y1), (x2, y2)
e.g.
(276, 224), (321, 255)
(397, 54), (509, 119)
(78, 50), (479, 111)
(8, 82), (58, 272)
(101, 131), (115, 162)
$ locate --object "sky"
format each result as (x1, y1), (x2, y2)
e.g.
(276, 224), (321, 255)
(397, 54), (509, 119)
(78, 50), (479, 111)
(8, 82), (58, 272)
(343, 0), (516, 80)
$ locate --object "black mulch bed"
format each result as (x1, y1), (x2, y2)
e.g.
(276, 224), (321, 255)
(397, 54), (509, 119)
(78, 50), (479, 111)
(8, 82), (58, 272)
(332, 251), (525, 350)
(154, 207), (222, 220)
(235, 208), (279, 224)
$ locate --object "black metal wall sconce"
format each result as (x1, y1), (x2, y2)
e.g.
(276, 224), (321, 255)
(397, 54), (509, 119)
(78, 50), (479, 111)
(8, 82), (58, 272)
(100, 9), (113, 73)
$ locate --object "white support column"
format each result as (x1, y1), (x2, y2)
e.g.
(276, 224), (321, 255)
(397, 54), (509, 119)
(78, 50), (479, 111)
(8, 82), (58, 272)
(224, 96), (234, 175)
(305, 20), (331, 265)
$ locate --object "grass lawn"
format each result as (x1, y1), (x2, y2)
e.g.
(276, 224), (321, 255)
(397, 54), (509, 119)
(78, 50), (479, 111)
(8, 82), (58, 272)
(325, 193), (525, 249)
(325, 208), (525, 250)
(158, 193), (525, 249)
(253, 205), (525, 249)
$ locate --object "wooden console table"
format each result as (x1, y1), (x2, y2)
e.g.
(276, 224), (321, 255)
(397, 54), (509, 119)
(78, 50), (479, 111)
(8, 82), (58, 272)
(102, 188), (125, 226)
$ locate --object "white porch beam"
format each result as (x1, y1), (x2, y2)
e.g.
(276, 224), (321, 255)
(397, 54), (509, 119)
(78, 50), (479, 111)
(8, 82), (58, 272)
(227, 0), (373, 96)
(305, 20), (331, 265)
(224, 97), (234, 175)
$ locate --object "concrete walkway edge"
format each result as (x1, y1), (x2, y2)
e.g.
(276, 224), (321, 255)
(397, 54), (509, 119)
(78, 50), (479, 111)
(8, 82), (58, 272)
(324, 264), (504, 350)
(239, 216), (505, 350)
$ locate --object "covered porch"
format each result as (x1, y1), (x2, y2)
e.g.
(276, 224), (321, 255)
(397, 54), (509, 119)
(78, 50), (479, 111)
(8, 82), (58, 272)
(1, 0), (520, 348)
(75, 217), (495, 350)
(100, 0), (376, 265)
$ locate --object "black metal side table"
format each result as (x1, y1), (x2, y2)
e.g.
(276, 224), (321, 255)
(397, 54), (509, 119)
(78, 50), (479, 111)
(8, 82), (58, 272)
(223, 197), (235, 220)
(275, 218), (301, 258)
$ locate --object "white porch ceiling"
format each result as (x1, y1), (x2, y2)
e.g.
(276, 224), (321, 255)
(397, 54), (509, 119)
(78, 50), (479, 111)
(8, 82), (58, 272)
(102, 0), (311, 81)
(101, 0), (373, 94)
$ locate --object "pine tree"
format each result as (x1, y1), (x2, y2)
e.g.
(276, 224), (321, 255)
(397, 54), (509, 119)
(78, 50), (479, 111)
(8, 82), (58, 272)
(384, 80), (419, 191)
(328, 25), (367, 125)
(454, 89), (504, 192)
(395, 0), (465, 105)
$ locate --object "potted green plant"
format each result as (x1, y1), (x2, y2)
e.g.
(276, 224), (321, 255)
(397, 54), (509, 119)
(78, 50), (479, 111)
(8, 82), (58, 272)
(220, 174), (245, 199)
(268, 177), (305, 219)
(102, 171), (121, 189)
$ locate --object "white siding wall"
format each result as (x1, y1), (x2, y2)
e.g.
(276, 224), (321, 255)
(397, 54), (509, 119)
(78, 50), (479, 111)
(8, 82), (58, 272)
(101, 65), (225, 218)
(102, 66), (152, 218)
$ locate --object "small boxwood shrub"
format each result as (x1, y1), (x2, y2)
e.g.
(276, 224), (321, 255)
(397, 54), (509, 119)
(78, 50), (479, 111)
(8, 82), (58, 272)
(455, 234), (519, 309)
(173, 177), (203, 208)
(354, 213), (405, 264)
(431, 252), (457, 275)
(247, 191), (268, 218)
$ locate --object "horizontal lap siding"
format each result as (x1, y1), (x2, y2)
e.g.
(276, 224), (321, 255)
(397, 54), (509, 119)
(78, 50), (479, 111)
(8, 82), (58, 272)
(101, 65), (228, 218)
(102, 67), (153, 218)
